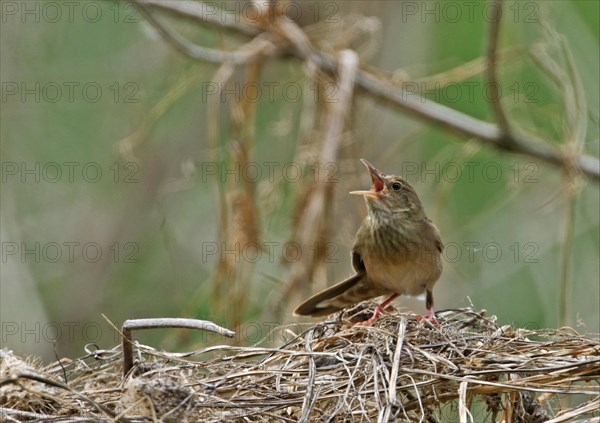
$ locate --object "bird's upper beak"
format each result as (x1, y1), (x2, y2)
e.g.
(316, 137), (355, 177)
(350, 159), (385, 200)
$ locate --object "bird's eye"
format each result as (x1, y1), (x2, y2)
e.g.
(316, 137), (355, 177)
(391, 181), (402, 191)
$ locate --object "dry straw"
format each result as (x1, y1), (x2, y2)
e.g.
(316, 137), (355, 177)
(1, 307), (598, 422)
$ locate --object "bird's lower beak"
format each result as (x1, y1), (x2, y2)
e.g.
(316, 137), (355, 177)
(350, 159), (385, 200)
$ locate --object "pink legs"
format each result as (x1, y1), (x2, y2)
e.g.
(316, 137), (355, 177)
(416, 291), (439, 326)
(356, 290), (440, 327)
(356, 294), (398, 326)
(415, 307), (440, 327)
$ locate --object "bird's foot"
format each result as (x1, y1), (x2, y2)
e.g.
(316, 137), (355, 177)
(355, 294), (399, 326)
(356, 305), (385, 326)
(414, 308), (440, 327)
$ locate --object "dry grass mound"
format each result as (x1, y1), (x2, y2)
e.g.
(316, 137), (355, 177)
(1, 307), (599, 422)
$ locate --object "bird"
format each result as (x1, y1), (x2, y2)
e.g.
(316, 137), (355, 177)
(294, 159), (443, 325)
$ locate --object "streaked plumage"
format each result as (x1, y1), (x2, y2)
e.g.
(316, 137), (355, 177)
(294, 159), (443, 324)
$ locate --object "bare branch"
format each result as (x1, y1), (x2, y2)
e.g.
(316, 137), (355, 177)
(283, 49), (358, 304)
(139, 0), (260, 36)
(133, 0), (274, 64)
(415, 45), (525, 89)
(132, 0), (600, 182)
(352, 65), (598, 182)
(487, 0), (512, 136)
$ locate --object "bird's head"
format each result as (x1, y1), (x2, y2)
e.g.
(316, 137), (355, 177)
(350, 159), (425, 219)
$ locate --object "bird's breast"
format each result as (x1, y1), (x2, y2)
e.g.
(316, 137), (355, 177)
(363, 256), (440, 296)
(356, 218), (442, 296)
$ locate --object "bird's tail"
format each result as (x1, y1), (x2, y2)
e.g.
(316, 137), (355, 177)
(294, 274), (366, 317)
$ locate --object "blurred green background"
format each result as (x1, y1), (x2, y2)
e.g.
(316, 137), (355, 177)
(1, 0), (598, 361)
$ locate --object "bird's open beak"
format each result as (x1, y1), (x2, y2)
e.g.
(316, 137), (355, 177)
(350, 159), (385, 200)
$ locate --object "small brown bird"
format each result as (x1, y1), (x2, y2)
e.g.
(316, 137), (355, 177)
(294, 159), (443, 325)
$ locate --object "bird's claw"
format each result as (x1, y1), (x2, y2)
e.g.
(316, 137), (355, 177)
(356, 305), (385, 326)
(414, 309), (440, 327)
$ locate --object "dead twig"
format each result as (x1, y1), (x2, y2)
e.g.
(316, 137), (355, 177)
(2, 309), (598, 421)
(486, 0), (512, 138)
(132, 0), (599, 181)
(121, 318), (235, 376)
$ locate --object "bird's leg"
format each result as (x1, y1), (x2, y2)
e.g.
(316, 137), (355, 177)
(415, 289), (440, 326)
(415, 308), (440, 328)
(356, 305), (384, 326)
(380, 293), (399, 309)
(356, 294), (398, 326)
(423, 307), (436, 321)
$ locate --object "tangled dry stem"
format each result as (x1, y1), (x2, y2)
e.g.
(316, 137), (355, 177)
(130, 0), (599, 182)
(1, 308), (599, 422)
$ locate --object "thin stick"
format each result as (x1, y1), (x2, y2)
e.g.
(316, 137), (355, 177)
(298, 327), (319, 423)
(458, 380), (474, 423)
(387, 317), (407, 405)
(133, 0), (274, 64)
(121, 318), (235, 376)
(486, 0), (511, 136)
(139, 0), (260, 36)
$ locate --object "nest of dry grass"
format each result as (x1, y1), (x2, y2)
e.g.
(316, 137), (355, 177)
(1, 308), (599, 422)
